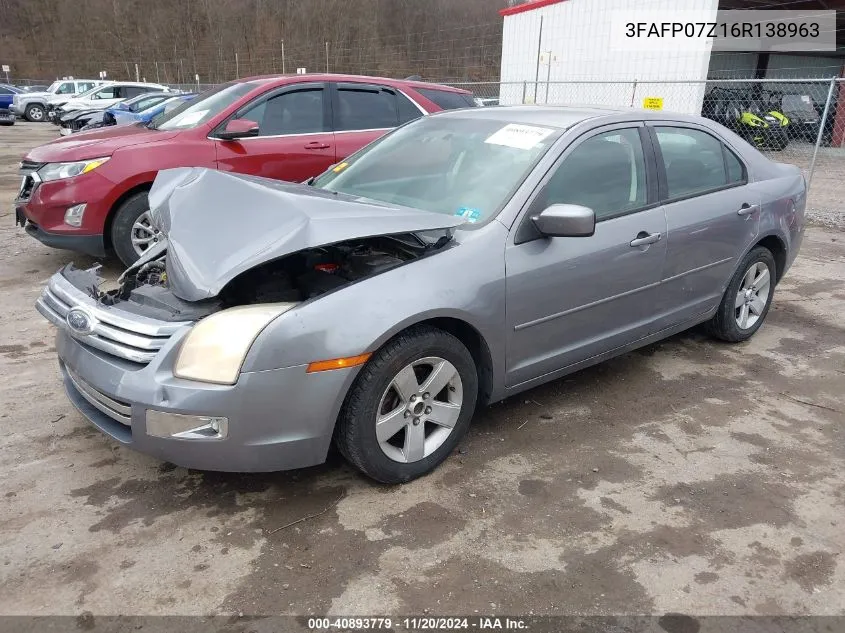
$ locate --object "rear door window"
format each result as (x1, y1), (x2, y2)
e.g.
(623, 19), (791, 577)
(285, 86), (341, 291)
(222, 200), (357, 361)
(334, 85), (398, 130)
(724, 146), (746, 184)
(654, 127), (736, 199)
(416, 88), (476, 110)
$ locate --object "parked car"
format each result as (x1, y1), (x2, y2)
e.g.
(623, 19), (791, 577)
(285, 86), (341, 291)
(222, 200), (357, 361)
(34, 106), (805, 483)
(15, 74), (475, 266)
(0, 84), (21, 125)
(103, 93), (196, 127)
(46, 82), (171, 121)
(10, 79), (104, 121)
(0, 83), (24, 110)
(57, 93), (188, 135)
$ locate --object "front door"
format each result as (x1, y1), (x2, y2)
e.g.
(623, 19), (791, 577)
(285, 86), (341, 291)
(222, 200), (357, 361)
(505, 125), (667, 387)
(214, 83), (336, 183)
(647, 124), (762, 328)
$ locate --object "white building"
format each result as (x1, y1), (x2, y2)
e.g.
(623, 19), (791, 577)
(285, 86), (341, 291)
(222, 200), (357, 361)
(498, 0), (845, 126)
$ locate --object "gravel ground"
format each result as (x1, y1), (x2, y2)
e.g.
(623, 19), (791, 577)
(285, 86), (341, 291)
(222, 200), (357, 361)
(0, 122), (843, 622)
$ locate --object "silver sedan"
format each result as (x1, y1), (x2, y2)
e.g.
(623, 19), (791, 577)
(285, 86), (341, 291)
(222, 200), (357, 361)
(37, 106), (805, 483)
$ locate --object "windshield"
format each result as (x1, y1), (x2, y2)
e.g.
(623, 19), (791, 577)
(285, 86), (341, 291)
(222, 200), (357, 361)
(313, 116), (560, 223)
(150, 82), (254, 130)
(47, 81), (61, 93)
(782, 94), (816, 115)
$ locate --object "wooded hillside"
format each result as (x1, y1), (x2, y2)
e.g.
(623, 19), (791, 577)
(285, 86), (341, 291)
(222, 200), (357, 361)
(0, 0), (506, 84)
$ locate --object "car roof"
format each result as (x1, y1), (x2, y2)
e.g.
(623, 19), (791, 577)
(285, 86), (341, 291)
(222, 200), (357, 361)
(235, 73), (472, 94)
(435, 105), (628, 128)
(435, 104), (719, 129)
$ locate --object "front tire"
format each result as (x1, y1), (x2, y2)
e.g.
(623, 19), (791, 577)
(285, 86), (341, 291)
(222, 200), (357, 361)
(335, 326), (478, 483)
(706, 246), (776, 342)
(110, 191), (162, 267)
(24, 103), (45, 122)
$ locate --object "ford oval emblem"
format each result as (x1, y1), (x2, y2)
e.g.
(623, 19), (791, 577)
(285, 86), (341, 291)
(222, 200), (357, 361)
(66, 308), (95, 335)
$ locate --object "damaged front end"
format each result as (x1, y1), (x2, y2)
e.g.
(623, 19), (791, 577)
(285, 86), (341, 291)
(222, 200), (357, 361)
(37, 167), (463, 363)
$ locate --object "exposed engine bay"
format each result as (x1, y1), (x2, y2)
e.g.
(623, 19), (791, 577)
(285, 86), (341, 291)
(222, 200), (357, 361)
(75, 233), (440, 322)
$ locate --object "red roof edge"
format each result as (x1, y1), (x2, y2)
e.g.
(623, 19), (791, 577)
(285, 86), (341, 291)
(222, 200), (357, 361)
(499, 0), (567, 17)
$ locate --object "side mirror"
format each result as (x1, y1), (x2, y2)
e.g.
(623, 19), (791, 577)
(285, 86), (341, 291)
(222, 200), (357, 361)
(218, 118), (260, 141)
(531, 204), (595, 238)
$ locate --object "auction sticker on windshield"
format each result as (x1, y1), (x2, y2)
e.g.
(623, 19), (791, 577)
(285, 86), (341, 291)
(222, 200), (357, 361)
(485, 124), (555, 150)
(171, 109), (209, 127)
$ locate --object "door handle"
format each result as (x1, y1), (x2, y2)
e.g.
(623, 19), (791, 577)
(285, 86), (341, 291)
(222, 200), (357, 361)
(737, 203), (759, 216)
(304, 141), (330, 150)
(630, 232), (661, 247)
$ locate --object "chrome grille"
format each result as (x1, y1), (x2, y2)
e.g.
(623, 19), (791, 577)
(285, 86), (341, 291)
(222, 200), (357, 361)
(36, 271), (191, 364)
(16, 160), (43, 202)
(66, 366), (132, 425)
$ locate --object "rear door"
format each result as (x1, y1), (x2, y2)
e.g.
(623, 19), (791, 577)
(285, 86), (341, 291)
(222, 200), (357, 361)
(214, 82), (335, 183)
(647, 123), (762, 329)
(330, 82), (417, 163)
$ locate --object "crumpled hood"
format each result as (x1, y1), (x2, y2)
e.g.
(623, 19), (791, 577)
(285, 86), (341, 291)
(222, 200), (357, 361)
(148, 167), (465, 302)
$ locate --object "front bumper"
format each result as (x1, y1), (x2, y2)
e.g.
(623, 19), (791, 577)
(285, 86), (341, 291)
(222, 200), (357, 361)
(54, 328), (353, 472)
(15, 167), (115, 255)
(22, 220), (106, 257)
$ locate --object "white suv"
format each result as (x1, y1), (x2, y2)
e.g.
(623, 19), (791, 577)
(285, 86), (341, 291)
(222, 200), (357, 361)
(49, 82), (171, 115)
(10, 79), (104, 122)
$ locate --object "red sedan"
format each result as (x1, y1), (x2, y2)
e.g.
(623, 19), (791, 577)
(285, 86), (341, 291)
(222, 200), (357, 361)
(15, 74), (475, 265)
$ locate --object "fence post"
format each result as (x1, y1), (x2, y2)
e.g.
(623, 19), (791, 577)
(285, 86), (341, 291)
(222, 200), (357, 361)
(807, 76), (837, 193)
(630, 79), (637, 107)
(522, 81), (526, 104)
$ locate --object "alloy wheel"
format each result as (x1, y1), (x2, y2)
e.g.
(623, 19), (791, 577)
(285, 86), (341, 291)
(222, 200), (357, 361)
(735, 261), (771, 330)
(375, 357), (463, 463)
(130, 210), (163, 256)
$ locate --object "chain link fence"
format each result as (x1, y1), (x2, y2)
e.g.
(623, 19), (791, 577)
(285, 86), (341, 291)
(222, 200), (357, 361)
(447, 78), (844, 225)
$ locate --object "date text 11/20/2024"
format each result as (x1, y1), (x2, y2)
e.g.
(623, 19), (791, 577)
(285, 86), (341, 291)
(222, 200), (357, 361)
(307, 617), (528, 630)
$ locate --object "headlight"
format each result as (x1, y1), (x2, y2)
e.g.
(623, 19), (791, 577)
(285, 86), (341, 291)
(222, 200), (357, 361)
(173, 303), (297, 385)
(38, 157), (110, 182)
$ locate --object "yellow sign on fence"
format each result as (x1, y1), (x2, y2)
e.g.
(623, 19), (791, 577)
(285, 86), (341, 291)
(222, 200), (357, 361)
(643, 97), (663, 111)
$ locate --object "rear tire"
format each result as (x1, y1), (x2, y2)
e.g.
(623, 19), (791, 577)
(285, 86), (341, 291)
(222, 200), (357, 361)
(24, 103), (45, 122)
(335, 326), (478, 484)
(110, 191), (158, 267)
(706, 246), (776, 343)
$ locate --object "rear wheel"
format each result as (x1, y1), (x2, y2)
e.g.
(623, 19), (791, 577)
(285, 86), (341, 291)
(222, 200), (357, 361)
(110, 191), (163, 267)
(24, 103), (45, 122)
(706, 246), (775, 342)
(335, 326), (478, 483)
